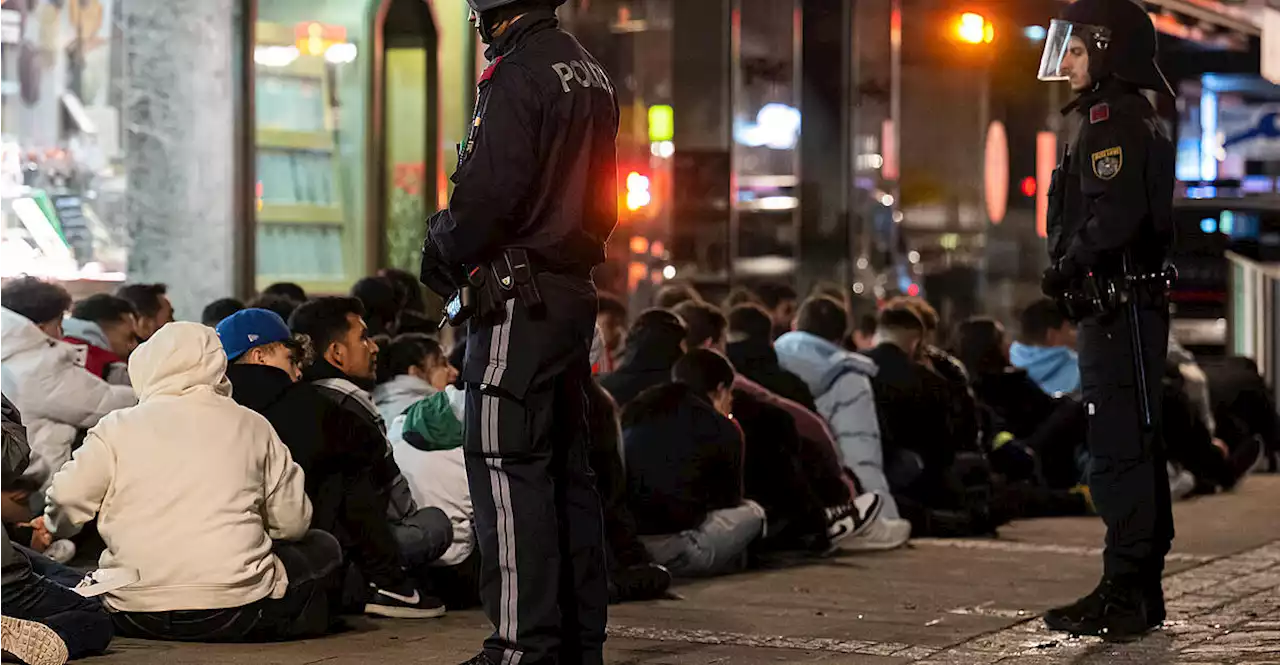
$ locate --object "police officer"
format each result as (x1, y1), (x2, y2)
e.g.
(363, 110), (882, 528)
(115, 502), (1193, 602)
(419, 1), (619, 663)
(1037, 0), (1176, 640)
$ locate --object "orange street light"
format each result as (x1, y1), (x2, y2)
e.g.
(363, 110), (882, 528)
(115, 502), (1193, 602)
(956, 12), (994, 45)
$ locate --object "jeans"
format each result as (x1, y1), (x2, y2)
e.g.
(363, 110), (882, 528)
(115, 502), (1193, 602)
(112, 530), (343, 643)
(640, 501), (766, 577)
(2, 545), (114, 658)
(391, 506), (452, 570)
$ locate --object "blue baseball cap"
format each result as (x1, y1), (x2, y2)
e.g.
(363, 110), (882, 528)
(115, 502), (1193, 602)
(216, 308), (292, 361)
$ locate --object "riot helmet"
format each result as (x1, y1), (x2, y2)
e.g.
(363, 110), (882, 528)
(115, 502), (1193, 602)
(468, 0), (566, 44)
(466, 0), (566, 11)
(1037, 0), (1173, 96)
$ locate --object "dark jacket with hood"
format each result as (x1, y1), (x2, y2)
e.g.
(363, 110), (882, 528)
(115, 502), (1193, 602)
(599, 322), (686, 408)
(2, 395), (32, 587)
(726, 337), (817, 412)
(304, 359), (421, 524)
(620, 383), (745, 536)
(225, 363), (404, 588)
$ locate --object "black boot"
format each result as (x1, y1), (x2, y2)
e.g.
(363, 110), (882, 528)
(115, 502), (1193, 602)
(1044, 578), (1156, 640)
(1145, 579), (1166, 626)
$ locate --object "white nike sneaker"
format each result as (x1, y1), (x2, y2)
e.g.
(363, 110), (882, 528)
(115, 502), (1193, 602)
(74, 568), (140, 598)
(825, 492), (885, 547)
(365, 584), (447, 619)
(1, 615), (68, 665)
(41, 540), (75, 565)
(842, 516), (912, 552)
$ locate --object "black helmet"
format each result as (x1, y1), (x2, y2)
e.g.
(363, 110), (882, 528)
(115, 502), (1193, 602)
(466, 0), (566, 12)
(1037, 0), (1173, 96)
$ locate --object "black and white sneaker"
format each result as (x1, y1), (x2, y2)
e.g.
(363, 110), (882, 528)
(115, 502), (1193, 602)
(1, 616), (68, 665)
(825, 492), (885, 546)
(364, 583), (446, 619)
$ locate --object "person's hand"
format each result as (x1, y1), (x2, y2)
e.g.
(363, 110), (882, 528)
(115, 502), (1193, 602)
(1041, 261), (1074, 296)
(420, 236), (458, 298)
(22, 515), (52, 552)
(1212, 438), (1230, 458)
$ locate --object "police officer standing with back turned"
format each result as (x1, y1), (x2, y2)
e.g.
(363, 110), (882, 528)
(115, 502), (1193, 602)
(419, 1), (619, 664)
(1036, 0), (1176, 641)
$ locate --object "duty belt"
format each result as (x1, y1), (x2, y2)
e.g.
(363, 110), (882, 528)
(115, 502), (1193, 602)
(440, 248), (547, 328)
(1058, 265), (1178, 323)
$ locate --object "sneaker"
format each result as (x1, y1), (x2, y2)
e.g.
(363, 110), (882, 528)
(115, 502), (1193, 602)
(612, 562), (672, 602)
(41, 540), (75, 565)
(364, 584), (446, 619)
(825, 493), (885, 546)
(842, 516), (911, 552)
(457, 654), (496, 665)
(1044, 578), (1156, 641)
(74, 568), (140, 598)
(1169, 464), (1196, 501)
(1, 616), (68, 665)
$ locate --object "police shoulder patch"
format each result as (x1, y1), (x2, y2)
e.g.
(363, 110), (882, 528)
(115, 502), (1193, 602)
(1091, 146), (1122, 180)
(479, 55), (504, 85)
(1090, 102), (1110, 124)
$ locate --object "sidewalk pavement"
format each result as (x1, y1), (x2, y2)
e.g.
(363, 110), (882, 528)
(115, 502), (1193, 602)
(96, 475), (1280, 664)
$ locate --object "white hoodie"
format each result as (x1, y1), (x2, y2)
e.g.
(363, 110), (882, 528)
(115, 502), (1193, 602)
(44, 322), (312, 613)
(0, 308), (136, 492)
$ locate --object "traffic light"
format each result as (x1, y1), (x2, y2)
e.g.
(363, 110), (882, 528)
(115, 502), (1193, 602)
(625, 171), (651, 211)
(955, 12), (994, 45)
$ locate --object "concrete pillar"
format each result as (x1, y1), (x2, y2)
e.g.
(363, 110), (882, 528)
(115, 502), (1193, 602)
(120, 0), (243, 320)
(798, 0), (853, 294)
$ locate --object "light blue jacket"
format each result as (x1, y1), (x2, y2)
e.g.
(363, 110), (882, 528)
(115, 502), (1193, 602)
(774, 331), (898, 519)
(1009, 342), (1080, 397)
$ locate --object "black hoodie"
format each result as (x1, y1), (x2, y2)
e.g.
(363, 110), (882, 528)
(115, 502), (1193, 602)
(621, 383), (745, 535)
(225, 363), (404, 588)
(599, 323), (686, 408)
(726, 337), (817, 411)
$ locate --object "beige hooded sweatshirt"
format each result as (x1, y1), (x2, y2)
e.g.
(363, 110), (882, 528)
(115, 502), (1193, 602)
(44, 322), (312, 612)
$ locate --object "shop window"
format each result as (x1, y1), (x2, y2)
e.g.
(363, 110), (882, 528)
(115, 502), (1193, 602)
(253, 0), (367, 294)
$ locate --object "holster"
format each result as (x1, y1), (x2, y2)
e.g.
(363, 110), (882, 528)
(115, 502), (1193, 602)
(490, 248), (547, 320)
(1055, 265), (1176, 323)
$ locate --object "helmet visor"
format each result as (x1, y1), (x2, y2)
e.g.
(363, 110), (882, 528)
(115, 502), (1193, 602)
(1037, 19), (1109, 82)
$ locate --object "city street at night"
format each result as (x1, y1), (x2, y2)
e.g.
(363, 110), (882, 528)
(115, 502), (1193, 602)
(95, 477), (1280, 665)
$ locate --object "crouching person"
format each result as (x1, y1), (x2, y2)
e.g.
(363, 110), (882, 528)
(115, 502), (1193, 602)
(622, 350), (766, 577)
(41, 323), (342, 643)
(3, 394), (114, 664)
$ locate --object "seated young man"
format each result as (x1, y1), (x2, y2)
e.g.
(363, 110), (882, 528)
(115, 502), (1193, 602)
(775, 297), (911, 550)
(673, 301), (882, 551)
(290, 299), (454, 592)
(724, 303), (816, 410)
(863, 305), (1003, 535)
(599, 309), (689, 408)
(2, 394), (118, 664)
(1010, 298), (1081, 396)
(0, 277), (136, 500)
(218, 308), (446, 619)
(385, 386), (478, 608)
(621, 350), (764, 577)
(114, 283), (173, 343)
(41, 323), (342, 643)
(64, 294), (140, 386)
(372, 334), (457, 426)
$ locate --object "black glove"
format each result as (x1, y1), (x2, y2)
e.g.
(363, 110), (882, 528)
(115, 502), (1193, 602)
(420, 235), (459, 298)
(1040, 260), (1075, 297)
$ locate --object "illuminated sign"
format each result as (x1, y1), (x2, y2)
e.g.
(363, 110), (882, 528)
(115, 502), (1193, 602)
(295, 22), (348, 57)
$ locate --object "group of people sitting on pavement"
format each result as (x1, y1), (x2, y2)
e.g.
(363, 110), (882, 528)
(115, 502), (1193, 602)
(0, 271), (1274, 663)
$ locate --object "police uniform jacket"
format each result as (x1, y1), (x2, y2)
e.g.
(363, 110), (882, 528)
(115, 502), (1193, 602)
(1050, 79), (1174, 278)
(427, 8), (620, 273)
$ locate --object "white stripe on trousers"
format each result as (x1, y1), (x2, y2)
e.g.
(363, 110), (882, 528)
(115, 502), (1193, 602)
(480, 304), (521, 665)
